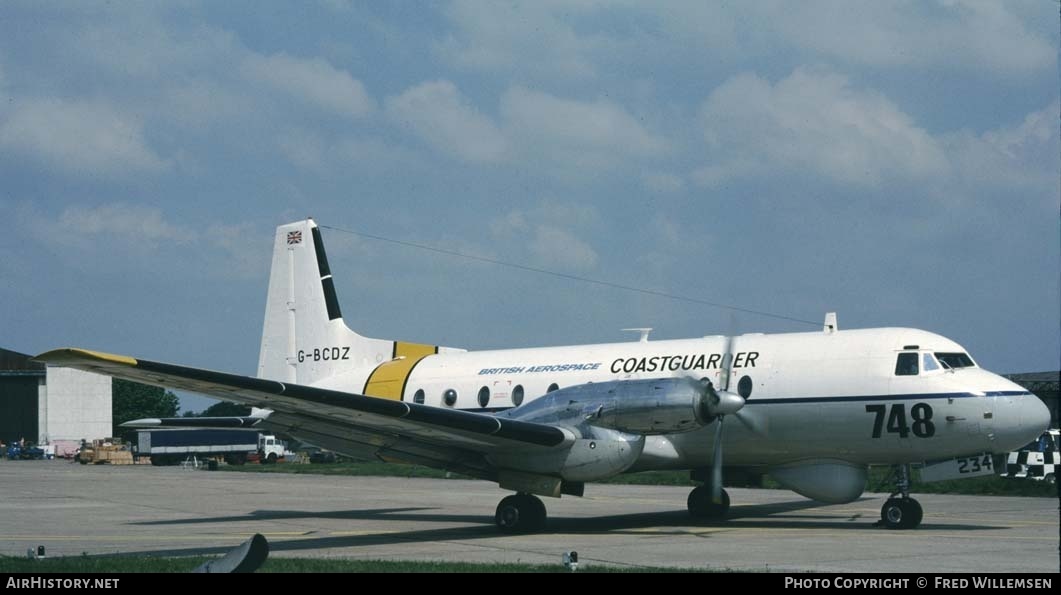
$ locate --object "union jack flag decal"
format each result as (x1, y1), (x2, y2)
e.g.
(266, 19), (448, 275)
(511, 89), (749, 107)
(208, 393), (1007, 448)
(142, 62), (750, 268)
(287, 231), (303, 245)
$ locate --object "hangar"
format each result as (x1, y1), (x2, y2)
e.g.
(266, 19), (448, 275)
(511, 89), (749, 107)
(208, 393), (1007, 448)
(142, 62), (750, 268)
(0, 347), (111, 457)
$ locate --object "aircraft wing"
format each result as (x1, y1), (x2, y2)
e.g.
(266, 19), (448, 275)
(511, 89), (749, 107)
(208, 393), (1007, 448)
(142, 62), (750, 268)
(36, 348), (572, 479)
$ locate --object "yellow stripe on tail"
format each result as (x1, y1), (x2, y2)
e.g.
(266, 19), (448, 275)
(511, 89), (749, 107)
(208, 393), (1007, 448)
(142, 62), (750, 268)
(362, 342), (437, 400)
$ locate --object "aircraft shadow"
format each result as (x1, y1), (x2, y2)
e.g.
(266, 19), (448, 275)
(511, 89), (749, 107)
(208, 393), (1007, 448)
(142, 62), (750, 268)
(118, 498), (1002, 559)
(130, 507), (484, 526)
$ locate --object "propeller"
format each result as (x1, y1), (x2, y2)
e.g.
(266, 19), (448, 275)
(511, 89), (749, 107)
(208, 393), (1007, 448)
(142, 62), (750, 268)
(702, 333), (744, 505)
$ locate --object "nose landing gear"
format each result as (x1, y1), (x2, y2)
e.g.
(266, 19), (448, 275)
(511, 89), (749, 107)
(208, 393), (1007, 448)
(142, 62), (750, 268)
(878, 464), (923, 530)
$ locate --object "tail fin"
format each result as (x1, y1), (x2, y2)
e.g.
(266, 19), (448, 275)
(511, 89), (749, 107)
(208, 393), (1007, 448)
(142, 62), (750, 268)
(257, 219), (393, 384)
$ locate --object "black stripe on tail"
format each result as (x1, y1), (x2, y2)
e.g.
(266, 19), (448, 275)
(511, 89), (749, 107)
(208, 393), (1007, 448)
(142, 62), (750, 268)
(311, 226), (343, 321)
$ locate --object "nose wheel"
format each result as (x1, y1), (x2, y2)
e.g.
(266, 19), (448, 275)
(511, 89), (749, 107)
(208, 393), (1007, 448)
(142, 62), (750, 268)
(495, 494), (547, 533)
(878, 464), (923, 530)
(881, 496), (923, 530)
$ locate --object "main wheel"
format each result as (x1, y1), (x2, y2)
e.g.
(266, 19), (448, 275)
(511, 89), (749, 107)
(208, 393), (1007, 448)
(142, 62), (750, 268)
(881, 497), (922, 529)
(687, 485), (730, 519)
(495, 494), (547, 533)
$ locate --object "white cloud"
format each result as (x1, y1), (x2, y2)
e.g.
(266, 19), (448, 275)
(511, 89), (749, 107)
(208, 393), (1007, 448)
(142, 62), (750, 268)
(384, 81), (667, 172)
(204, 222), (269, 280)
(501, 86), (667, 172)
(491, 204), (600, 272)
(435, 0), (608, 80)
(162, 79), (246, 130)
(54, 203), (189, 243)
(627, 214), (708, 287)
(23, 203), (269, 279)
(941, 100), (1060, 203)
(641, 172), (686, 194)
(697, 68), (948, 188)
(385, 80), (508, 163)
(0, 99), (168, 177)
(242, 52), (373, 119)
(979, 100), (1058, 160)
(691, 160), (761, 189)
(276, 128), (329, 172)
(759, 0), (1056, 76)
(436, 2), (1055, 88)
(530, 225), (599, 271)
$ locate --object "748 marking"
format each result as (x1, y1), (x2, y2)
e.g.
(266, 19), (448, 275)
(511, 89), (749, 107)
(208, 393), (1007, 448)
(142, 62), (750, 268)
(865, 403), (935, 438)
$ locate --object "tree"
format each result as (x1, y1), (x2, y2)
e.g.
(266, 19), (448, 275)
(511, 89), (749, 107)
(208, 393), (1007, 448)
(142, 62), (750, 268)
(112, 379), (179, 440)
(199, 401), (252, 417)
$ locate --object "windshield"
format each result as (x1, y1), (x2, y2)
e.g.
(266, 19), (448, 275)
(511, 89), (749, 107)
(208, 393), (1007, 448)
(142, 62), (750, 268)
(935, 352), (975, 369)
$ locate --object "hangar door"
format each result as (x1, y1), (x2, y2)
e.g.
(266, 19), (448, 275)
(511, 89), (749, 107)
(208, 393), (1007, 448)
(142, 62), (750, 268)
(0, 377), (40, 444)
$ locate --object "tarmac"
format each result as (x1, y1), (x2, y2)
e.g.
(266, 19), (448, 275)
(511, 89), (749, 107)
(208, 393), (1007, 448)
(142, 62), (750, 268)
(1, 461), (1057, 572)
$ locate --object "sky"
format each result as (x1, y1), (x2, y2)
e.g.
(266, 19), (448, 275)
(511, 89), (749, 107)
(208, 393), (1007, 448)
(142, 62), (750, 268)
(0, 1), (1057, 413)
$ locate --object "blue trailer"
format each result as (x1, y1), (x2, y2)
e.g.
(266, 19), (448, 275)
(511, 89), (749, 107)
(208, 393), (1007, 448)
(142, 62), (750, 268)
(138, 429), (285, 466)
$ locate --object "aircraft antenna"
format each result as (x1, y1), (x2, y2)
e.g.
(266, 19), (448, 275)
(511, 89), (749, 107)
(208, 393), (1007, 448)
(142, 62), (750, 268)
(320, 224), (821, 328)
(622, 328), (653, 342)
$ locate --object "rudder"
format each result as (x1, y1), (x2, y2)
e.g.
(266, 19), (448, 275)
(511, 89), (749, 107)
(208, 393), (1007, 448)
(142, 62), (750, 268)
(257, 219), (393, 385)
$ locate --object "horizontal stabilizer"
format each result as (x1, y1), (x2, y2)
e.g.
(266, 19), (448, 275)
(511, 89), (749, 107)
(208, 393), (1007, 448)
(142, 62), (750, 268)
(121, 416), (267, 429)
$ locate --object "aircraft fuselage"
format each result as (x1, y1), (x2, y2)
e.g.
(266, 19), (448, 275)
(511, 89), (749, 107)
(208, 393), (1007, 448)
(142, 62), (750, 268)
(309, 326), (1047, 471)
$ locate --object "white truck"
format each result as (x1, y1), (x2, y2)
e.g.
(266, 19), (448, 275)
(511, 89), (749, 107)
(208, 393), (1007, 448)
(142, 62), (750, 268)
(138, 429), (287, 466)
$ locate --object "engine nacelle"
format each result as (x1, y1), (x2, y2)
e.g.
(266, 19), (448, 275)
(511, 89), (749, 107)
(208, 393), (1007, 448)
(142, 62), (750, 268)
(489, 431), (645, 483)
(499, 377), (711, 435)
(587, 377), (711, 435)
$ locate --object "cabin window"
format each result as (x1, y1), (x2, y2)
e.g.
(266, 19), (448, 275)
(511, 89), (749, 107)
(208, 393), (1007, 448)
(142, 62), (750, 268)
(443, 388), (458, 407)
(922, 353), (940, 372)
(413, 389), (425, 404)
(935, 352), (975, 369)
(477, 386), (490, 408)
(895, 353), (919, 376)
(511, 384), (525, 406)
(547, 383), (560, 393)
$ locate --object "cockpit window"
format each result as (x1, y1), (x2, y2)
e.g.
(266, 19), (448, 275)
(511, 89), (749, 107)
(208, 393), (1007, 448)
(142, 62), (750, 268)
(935, 352), (975, 369)
(895, 353), (919, 376)
(922, 353), (939, 372)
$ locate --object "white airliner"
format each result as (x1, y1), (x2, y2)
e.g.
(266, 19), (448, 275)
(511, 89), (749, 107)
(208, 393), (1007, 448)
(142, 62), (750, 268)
(39, 219), (1050, 533)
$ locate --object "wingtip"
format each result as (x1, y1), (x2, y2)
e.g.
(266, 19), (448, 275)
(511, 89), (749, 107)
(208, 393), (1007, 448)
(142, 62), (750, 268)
(35, 348), (138, 366)
(120, 418), (162, 428)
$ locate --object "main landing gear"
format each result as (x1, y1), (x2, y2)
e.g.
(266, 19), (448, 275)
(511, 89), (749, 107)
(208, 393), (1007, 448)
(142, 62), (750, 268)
(495, 493), (547, 533)
(687, 484), (731, 519)
(879, 464), (923, 530)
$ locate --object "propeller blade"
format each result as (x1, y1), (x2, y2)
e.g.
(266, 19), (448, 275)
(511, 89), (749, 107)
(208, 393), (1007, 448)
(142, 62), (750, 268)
(719, 333), (735, 393)
(711, 416), (725, 503)
(733, 407), (766, 435)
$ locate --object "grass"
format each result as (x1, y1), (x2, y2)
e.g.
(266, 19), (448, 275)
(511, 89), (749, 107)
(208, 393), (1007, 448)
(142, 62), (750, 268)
(0, 555), (713, 573)
(221, 460), (1058, 497)
(864, 468), (1057, 498)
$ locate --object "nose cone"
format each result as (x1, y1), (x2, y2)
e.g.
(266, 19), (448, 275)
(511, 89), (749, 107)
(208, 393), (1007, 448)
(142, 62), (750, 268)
(993, 384), (1052, 452)
(1021, 392), (1052, 436)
